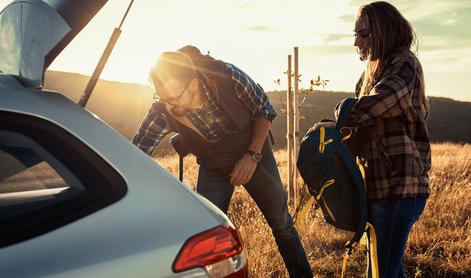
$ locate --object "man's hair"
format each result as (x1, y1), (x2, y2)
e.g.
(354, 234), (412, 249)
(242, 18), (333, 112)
(149, 52), (197, 90)
(358, 1), (428, 116)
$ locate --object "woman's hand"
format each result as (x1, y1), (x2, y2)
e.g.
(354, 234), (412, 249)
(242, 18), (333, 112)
(308, 121), (336, 133)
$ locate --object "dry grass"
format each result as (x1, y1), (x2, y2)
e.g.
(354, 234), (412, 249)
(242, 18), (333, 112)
(156, 143), (471, 277)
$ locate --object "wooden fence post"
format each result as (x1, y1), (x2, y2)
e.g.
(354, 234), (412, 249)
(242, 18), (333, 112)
(293, 47), (300, 204)
(286, 55), (294, 204)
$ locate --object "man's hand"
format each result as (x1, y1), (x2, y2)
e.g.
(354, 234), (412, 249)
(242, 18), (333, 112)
(230, 154), (257, 186)
(307, 121), (336, 133)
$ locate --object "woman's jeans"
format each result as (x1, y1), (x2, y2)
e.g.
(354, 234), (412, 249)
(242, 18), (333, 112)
(369, 197), (427, 278)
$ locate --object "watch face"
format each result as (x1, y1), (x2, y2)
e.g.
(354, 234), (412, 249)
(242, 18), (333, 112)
(252, 152), (262, 162)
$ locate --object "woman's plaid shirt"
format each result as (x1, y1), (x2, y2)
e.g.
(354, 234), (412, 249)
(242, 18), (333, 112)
(342, 50), (431, 202)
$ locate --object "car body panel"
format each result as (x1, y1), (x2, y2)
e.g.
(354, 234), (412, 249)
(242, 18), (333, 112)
(0, 74), (229, 277)
(0, 0), (71, 87)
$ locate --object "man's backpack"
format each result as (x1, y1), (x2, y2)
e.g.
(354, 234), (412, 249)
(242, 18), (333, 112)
(177, 45), (228, 81)
(296, 98), (379, 278)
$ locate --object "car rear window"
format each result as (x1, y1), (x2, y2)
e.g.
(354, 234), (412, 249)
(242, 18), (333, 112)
(0, 111), (127, 247)
(0, 130), (84, 221)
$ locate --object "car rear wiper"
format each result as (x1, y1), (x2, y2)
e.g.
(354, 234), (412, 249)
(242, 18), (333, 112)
(78, 0), (135, 107)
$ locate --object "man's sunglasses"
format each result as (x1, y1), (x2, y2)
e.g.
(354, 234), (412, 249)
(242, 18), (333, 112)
(154, 80), (192, 106)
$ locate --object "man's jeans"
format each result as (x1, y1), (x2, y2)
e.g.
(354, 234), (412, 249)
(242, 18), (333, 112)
(369, 197), (427, 278)
(197, 146), (313, 278)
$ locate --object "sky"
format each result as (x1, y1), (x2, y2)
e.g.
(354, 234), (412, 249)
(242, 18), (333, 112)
(1, 0), (470, 101)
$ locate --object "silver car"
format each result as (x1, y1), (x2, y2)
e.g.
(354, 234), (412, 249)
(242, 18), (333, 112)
(0, 1), (248, 277)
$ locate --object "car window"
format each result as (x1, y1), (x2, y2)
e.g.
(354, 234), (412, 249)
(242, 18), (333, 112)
(0, 111), (127, 247)
(0, 130), (84, 220)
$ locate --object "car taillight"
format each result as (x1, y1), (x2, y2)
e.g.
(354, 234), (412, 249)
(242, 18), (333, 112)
(172, 225), (247, 277)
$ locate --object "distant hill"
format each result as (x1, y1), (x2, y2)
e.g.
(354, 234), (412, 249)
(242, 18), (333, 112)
(44, 71), (471, 154)
(267, 90), (471, 148)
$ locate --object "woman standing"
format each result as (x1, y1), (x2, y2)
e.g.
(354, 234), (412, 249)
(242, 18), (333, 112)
(313, 2), (431, 277)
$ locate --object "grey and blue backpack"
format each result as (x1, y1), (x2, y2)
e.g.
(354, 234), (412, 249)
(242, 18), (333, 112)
(297, 97), (379, 277)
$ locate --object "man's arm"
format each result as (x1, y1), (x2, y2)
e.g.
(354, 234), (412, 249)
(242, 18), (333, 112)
(230, 118), (271, 186)
(248, 118), (271, 153)
(132, 101), (172, 155)
(229, 63), (277, 150)
(228, 64), (277, 186)
(229, 64), (278, 123)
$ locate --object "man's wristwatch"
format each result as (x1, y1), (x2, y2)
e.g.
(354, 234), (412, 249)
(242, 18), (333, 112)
(247, 149), (262, 162)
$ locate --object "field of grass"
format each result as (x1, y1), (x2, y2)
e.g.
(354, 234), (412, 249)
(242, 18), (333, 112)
(156, 143), (471, 277)
(41, 69), (471, 277)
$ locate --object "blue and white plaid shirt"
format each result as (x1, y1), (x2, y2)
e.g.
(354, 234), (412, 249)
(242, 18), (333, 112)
(132, 63), (277, 155)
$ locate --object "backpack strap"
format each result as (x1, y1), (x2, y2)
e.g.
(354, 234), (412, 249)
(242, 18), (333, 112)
(335, 98), (358, 130)
(341, 223), (380, 278)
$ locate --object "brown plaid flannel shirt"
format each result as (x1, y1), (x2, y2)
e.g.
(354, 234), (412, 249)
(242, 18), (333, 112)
(342, 50), (431, 202)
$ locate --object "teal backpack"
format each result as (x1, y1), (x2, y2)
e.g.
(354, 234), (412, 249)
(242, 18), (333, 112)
(296, 97), (379, 277)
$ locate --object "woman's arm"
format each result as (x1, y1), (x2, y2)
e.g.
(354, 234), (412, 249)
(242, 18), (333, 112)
(344, 61), (416, 127)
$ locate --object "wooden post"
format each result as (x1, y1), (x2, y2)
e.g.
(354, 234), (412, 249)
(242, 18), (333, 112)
(293, 47), (300, 204)
(286, 55), (294, 204)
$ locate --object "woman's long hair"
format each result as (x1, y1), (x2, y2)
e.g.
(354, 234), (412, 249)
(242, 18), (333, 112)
(358, 1), (429, 117)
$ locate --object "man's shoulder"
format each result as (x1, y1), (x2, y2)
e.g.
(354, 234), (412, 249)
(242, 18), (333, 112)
(224, 63), (255, 84)
(223, 62), (237, 77)
(199, 60), (232, 82)
(224, 62), (233, 69)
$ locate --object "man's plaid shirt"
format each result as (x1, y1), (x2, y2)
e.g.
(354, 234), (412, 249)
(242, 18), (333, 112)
(342, 50), (431, 202)
(132, 63), (277, 155)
